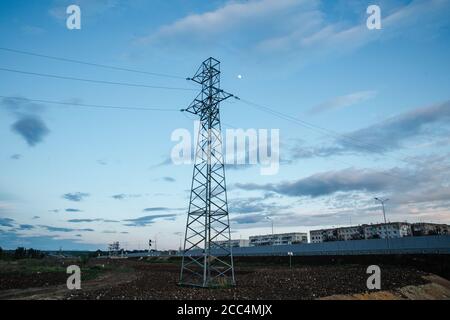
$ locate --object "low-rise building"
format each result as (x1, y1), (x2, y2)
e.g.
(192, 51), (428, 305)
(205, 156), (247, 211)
(310, 226), (365, 243)
(338, 226), (365, 241)
(249, 232), (308, 246)
(363, 222), (411, 239)
(310, 229), (324, 243)
(310, 222), (412, 243)
(310, 228), (337, 243)
(411, 223), (449, 236)
(211, 239), (250, 249)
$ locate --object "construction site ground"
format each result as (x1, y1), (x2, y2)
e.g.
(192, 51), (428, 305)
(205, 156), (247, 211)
(1, 256), (449, 300)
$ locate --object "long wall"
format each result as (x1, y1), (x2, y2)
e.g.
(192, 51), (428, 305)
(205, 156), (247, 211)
(123, 235), (450, 258)
(209, 235), (450, 256)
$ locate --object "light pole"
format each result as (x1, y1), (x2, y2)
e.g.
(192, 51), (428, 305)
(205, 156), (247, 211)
(173, 232), (183, 253)
(265, 217), (274, 246)
(154, 232), (162, 252)
(374, 197), (389, 224)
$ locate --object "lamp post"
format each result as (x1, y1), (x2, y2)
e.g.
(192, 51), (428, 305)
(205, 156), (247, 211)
(375, 197), (390, 242)
(288, 252), (293, 269)
(374, 197), (389, 224)
(265, 217), (274, 246)
(154, 232), (162, 252)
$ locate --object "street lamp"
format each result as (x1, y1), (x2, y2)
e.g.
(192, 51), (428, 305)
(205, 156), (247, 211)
(174, 231), (183, 252)
(288, 252), (293, 269)
(154, 232), (162, 252)
(374, 197), (389, 224)
(265, 217), (274, 246)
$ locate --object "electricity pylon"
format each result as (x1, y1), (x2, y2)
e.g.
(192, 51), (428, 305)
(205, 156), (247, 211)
(179, 57), (236, 288)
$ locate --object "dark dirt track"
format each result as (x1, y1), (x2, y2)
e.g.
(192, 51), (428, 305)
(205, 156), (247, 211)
(66, 261), (429, 300)
(0, 272), (68, 291)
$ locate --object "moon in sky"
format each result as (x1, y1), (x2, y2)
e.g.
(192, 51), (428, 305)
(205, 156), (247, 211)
(237, 74), (242, 79)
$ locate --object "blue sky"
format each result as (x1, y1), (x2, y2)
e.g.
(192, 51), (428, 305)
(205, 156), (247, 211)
(1, 0), (449, 250)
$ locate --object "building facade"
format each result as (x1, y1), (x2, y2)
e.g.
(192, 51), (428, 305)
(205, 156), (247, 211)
(309, 230), (324, 243)
(211, 239), (250, 249)
(249, 232), (308, 246)
(338, 226), (365, 241)
(310, 226), (365, 243)
(363, 222), (411, 239)
(310, 228), (336, 243)
(310, 222), (415, 243)
(411, 223), (449, 236)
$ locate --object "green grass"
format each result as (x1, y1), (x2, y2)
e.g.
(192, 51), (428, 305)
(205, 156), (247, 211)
(0, 258), (119, 282)
(0, 259), (65, 274)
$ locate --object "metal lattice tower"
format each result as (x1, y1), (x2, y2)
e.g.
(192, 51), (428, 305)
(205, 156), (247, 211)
(179, 57), (236, 288)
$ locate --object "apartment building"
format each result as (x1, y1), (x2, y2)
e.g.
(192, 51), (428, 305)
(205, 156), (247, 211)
(310, 222), (413, 243)
(211, 239), (250, 249)
(411, 223), (449, 236)
(364, 222), (412, 239)
(310, 226), (365, 243)
(249, 232), (308, 246)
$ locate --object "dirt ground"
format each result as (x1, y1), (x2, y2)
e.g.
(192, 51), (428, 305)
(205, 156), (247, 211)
(2, 257), (447, 300)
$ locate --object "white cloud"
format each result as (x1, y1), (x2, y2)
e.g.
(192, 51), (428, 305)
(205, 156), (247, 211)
(308, 90), (377, 115)
(233, 152), (450, 227)
(138, 0), (450, 64)
(286, 99), (450, 158)
(138, 0), (316, 44)
(258, 0), (450, 55)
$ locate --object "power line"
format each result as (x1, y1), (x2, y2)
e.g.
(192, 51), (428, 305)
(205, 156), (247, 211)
(184, 96), (414, 184)
(0, 47), (185, 80)
(0, 67), (196, 91)
(236, 98), (417, 184)
(7, 93), (412, 183)
(0, 47), (419, 162)
(239, 98), (386, 153)
(237, 98), (412, 164)
(0, 95), (179, 112)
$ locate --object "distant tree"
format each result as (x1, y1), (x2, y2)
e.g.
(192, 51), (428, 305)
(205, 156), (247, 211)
(0, 246), (3, 257)
(14, 247), (26, 259)
(28, 248), (44, 259)
(88, 250), (100, 258)
(12, 247), (44, 259)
